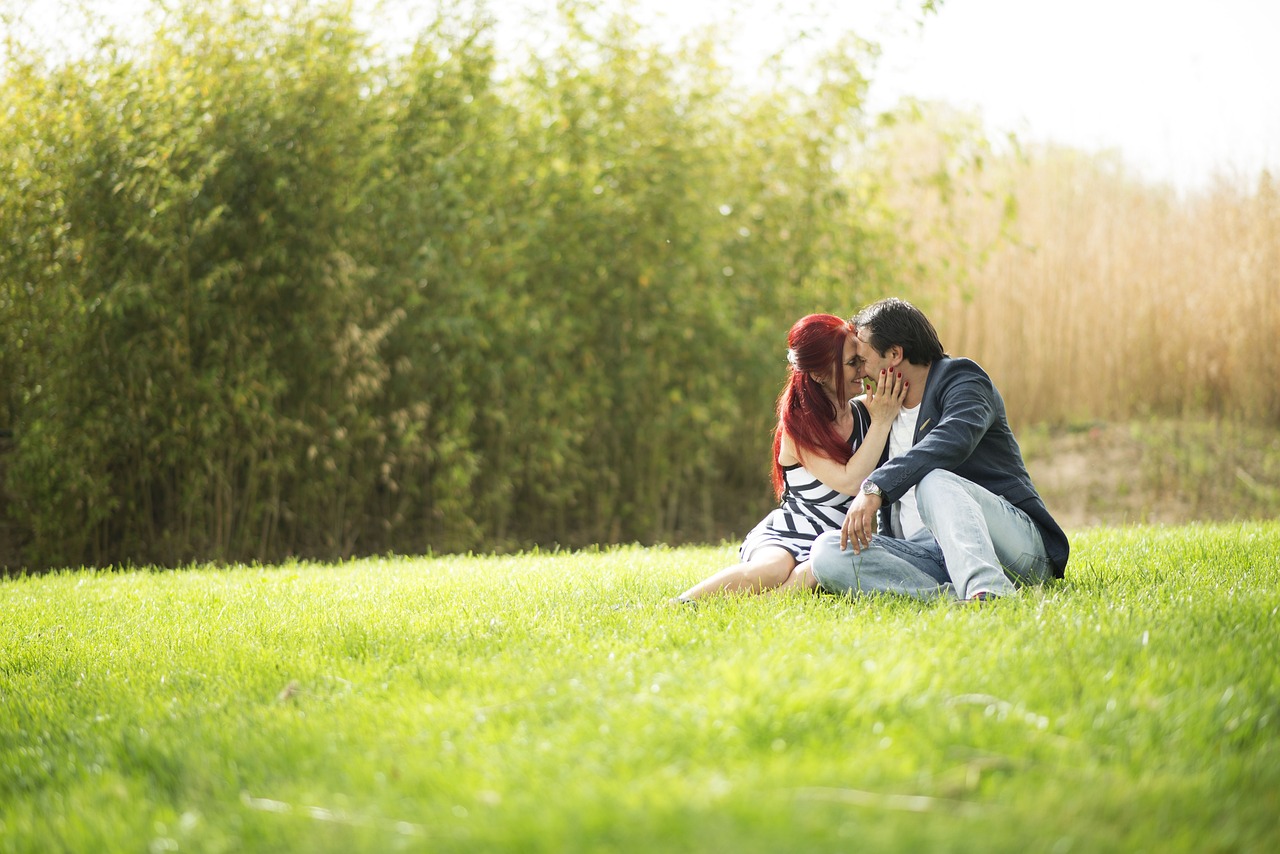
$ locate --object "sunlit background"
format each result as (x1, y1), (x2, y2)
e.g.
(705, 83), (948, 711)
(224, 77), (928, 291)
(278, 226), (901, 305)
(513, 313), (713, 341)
(12, 0), (1280, 190)
(3, 0), (1278, 570)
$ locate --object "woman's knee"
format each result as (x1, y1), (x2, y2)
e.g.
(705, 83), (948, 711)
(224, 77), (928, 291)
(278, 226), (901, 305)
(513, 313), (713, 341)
(747, 549), (799, 587)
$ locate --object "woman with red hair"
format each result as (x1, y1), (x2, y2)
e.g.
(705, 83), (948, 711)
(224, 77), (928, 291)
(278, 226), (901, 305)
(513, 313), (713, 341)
(675, 313), (905, 601)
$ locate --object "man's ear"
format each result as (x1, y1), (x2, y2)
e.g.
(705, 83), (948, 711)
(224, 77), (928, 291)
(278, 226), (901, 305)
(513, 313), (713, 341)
(888, 345), (904, 369)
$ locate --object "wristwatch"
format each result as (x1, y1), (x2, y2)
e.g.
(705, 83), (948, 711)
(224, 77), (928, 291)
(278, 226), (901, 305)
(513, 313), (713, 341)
(861, 479), (884, 498)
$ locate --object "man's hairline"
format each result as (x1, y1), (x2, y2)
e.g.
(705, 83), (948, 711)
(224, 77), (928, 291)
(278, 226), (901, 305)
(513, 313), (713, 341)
(857, 325), (938, 367)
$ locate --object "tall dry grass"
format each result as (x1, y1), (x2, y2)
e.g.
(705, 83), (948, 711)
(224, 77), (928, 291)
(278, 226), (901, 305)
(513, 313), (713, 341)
(877, 108), (1280, 429)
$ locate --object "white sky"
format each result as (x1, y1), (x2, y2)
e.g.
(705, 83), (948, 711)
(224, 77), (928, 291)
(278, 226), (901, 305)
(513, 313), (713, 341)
(619, 0), (1280, 192)
(864, 0), (1280, 191)
(8, 0), (1279, 191)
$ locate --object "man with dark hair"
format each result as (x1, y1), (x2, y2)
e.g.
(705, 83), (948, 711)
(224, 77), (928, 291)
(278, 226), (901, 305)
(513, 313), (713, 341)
(810, 297), (1068, 601)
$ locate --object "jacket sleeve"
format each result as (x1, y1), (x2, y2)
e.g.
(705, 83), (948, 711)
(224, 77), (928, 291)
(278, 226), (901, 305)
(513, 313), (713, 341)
(869, 371), (997, 504)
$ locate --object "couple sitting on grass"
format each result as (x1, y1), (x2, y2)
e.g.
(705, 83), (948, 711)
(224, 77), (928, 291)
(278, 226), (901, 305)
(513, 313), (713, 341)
(676, 297), (1069, 604)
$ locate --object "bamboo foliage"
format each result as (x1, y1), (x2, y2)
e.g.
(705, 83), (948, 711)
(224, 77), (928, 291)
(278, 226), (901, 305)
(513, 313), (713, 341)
(0, 0), (899, 569)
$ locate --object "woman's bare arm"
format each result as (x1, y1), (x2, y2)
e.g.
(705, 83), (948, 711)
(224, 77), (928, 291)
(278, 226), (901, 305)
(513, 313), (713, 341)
(782, 370), (906, 494)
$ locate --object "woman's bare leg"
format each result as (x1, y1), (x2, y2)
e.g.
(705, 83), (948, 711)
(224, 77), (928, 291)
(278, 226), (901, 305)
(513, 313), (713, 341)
(675, 547), (796, 602)
(771, 560), (819, 594)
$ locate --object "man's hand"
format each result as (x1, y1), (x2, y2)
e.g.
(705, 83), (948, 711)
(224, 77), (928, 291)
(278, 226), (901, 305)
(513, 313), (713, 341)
(841, 492), (883, 553)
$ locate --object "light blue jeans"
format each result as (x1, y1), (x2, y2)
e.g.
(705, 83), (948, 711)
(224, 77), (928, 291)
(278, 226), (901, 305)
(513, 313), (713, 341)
(810, 470), (1053, 601)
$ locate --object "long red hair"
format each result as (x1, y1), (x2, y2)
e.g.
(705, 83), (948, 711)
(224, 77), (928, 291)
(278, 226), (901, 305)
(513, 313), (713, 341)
(770, 314), (854, 498)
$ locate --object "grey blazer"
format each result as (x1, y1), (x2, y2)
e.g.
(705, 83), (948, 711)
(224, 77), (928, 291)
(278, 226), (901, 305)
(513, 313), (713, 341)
(865, 357), (1069, 576)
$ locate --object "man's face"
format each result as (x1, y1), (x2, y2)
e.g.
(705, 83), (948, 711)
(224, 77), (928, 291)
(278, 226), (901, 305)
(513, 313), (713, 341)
(852, 328), (894, 389)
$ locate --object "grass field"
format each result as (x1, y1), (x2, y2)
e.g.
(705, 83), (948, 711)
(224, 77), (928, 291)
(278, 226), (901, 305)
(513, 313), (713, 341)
(3, 522), (1279, 853)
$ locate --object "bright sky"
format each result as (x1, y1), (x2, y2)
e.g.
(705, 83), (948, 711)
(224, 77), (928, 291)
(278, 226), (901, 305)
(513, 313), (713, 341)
(10, 0), (1279, 191)
(620, 0), (1280, 192)
(864, 0), (1280, 191)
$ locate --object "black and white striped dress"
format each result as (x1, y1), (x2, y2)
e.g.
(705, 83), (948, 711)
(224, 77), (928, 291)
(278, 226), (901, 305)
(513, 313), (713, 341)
(739, 399), (872, 563)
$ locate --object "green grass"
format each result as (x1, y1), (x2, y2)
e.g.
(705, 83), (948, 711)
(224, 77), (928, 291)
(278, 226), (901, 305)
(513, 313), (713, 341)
(3, 523), (1279, 853)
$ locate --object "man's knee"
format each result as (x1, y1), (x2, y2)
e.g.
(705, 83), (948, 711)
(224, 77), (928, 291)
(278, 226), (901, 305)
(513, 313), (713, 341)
(809, 530), (844, 585)
(917, 469), (969, 523)
(917, 468), (964, 497)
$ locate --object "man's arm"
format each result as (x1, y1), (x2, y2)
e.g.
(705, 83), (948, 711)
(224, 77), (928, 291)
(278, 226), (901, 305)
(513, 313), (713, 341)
(842, 374), (996, 552)
(866, 371), (998, 503)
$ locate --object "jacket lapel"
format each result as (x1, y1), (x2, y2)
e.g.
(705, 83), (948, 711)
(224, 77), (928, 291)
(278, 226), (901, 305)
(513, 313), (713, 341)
(912, 359), (946, 445)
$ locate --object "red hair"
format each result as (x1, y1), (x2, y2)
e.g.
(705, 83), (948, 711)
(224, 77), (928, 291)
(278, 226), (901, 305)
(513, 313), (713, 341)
(769, 314), (855, 498)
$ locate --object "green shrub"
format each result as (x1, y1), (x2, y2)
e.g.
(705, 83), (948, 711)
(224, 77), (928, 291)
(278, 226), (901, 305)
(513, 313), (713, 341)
(0, 0), (903, 570)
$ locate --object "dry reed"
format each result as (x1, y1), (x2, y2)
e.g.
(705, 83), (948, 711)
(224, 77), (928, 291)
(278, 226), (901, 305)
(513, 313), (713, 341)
(876, 111), (1280, 430)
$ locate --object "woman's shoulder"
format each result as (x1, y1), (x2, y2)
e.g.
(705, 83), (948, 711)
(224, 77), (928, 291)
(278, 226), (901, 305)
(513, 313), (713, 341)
(846, 397), (871, 442)
(776, 426), (798, 466)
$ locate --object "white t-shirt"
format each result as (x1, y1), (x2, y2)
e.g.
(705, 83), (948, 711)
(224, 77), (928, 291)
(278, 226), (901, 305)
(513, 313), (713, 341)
(888, 404), (924, 538)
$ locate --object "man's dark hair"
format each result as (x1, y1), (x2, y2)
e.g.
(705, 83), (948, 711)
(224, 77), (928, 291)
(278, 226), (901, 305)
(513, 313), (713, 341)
(853, 297), (946, 366)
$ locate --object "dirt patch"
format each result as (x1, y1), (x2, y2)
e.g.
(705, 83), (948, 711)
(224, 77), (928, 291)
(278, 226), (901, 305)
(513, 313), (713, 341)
(1023, 421), (1246, 530)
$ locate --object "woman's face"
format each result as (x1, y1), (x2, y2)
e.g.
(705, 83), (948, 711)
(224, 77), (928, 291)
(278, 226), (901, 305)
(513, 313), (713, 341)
(812, 334), (859, 399)
(838, 334), (860, 395)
